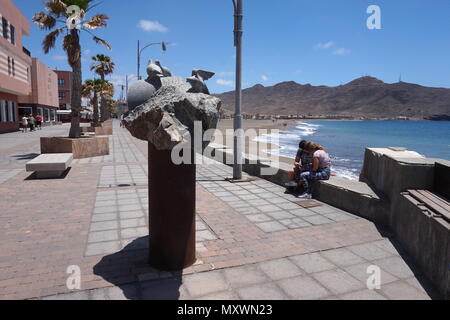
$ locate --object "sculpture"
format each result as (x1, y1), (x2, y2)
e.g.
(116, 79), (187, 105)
(124, 61), (220, 270)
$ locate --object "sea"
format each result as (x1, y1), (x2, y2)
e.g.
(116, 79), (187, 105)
(255, 121), (450, 180)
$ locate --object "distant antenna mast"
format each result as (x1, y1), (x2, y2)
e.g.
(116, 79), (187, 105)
(399, 73), (402, 82)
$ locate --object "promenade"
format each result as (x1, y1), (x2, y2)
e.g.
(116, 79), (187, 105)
(0, 121), (442, 300)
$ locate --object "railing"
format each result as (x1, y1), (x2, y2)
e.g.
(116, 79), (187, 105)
(22, 47), (31, 57)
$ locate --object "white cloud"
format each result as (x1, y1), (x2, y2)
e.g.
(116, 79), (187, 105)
(52, 55), (66, 61)
(333, 48), (351, 56)
(216, 79), (234, 87)
(261, 75), (269, 81)
(138, 20), (168, 32)
(315, 41), (334, 49)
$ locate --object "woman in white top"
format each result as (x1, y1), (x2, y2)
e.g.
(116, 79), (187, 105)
(21, 116), (28, 133)
(297, 142), (331, 199)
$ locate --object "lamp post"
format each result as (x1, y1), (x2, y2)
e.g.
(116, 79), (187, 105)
(232, 0), (243, 180)
(137, 41), (170, 80)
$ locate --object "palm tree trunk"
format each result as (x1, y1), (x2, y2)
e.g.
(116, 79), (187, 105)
(68, 30), (82, 139)
(93, 93), (99, 126)
(100, 74), (108, 122)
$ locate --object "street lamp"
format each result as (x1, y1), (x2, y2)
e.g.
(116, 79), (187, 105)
(137, 41), (170, 80)
(232, 0), (243, 180)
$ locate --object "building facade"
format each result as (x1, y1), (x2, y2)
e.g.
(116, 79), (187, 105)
(18, 58), (59, 123)
(0, 0), (32, 133)
(54, 70), (72, 110)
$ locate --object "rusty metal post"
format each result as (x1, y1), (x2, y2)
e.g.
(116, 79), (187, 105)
(148, 142), (196, 270)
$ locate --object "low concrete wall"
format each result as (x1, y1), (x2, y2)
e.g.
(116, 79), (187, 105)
(203, 143), (450, 298)
(41, 136), (109, 159)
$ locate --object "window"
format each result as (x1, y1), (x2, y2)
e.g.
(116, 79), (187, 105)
(2, 18), (8, 39)
(8, 101), (14, 122)
(7, 57), (11, 75)
(12, 58), (15, 77)
(0, 100), (5, 122)
(59, 92), (65, 100)
(10, 24), (15, 45)
(5, 102), (9, 122)
(58, 78), (65, 86)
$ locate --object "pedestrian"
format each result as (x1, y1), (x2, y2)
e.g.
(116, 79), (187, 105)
(21, 115), (28, 133)
(35, 114), (43, 130)
(28, 114), (36, 132)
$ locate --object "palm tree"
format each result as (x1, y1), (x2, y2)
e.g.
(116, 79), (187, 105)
(82, 79), (114, 126)
(33, 0), (111, 138)
(90, 54), (115, 122)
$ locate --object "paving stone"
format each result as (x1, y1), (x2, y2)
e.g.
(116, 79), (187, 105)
(309, 205), (338, 214)
(259, 205), (283, 213)
(227, 201), (251, 209)
(121, 227), (148, 239)
(196, 290), (239, 300)
(85, 241), (121, 256)
(223, 265), (269, 288)
(371, 239), (400, 255)
(276, 202), (301, 210)
(119, 210), (145, 219)
(321, 248), (366, 267)
(372, 256), (416, 279)
(120, 218), (146, 229)
(340, 289), (387, 300)
(277, 276), (330, 300)
(237, 283), (288, 300)
(380, 281), (431, 300)
(256, 221), (287, 233)
(267, 197), (288, 204)
(141, 277), (189, 300)
(302, 215), (334, 226)
(343, 262), (397, 286)
(238, 194), (260, 201)
(94, 206), (118, 214)
(258, 258), (303, 280)
(88, 230), (119, 243)
(347, 242), (394, 261)
(234, 207), (261, 215)
(246, 214), (272, 223)
(265, 211), (295, 220)
(324, 212), (356, 222)
(119, 204), (141, 212)
(95, 200), (115, 207)
(183, 271), (228, 297)
(196, 230), (216, 241)
(289, 252), (336, 273)
(312, 269), (365, 295)
(42, 291), (89, 300)
(289, 208), (317, 217)
(90, 220), (119, 232)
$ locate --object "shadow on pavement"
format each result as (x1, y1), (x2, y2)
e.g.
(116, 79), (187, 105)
(12, 153), (40, 160)
(374, 224), (443, 300)
(93, 236), (183, 300)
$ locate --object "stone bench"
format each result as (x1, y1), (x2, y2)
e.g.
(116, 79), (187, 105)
(26, 153), (73, 178)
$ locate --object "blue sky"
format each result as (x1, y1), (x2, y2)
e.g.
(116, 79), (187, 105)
(14, 0), (450, 98)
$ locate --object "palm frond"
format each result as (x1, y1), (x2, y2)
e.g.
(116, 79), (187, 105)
(63, 33), (81, 66)
(32, 12), (57, 30)
(45, 0), (67, 17)
(83, 14), (109, 29)
(92, 36), (111, 50)
(42, 27), (65, 53)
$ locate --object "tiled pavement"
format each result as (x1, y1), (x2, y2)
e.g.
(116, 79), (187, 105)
(0, 169), (23, 184)
(0, 121), (443, 300)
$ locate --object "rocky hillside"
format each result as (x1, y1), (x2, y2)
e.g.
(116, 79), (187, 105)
(215, 77), (450, 119)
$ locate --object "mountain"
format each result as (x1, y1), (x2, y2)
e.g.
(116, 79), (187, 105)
(214, 76), (450, 119)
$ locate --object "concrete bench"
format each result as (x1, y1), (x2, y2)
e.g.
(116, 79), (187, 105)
(26, 153), (73, 178)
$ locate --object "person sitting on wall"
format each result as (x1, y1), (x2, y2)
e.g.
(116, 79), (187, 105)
(296, 142), (332, 199)
(285, 140), (313, 191)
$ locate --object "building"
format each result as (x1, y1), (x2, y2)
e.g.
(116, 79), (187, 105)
(0, 0), (32, 133)
(18, 58), (59, 123)
(54, 70), (72, 110)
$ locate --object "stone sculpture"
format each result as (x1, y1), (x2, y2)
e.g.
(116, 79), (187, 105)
(186, 69), (215, 95)
(124, 61), (220, 270)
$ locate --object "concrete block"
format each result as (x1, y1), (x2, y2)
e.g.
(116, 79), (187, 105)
(26, 153), (73, 178)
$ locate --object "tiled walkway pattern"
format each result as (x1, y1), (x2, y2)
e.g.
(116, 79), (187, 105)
(44, 239), (436, 300)
(98, 165), (148, 187)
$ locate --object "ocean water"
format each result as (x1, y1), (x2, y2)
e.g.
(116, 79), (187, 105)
(256, 121), (450, 180)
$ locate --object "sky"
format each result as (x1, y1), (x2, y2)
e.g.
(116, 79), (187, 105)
(13, 0), (450, 98)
